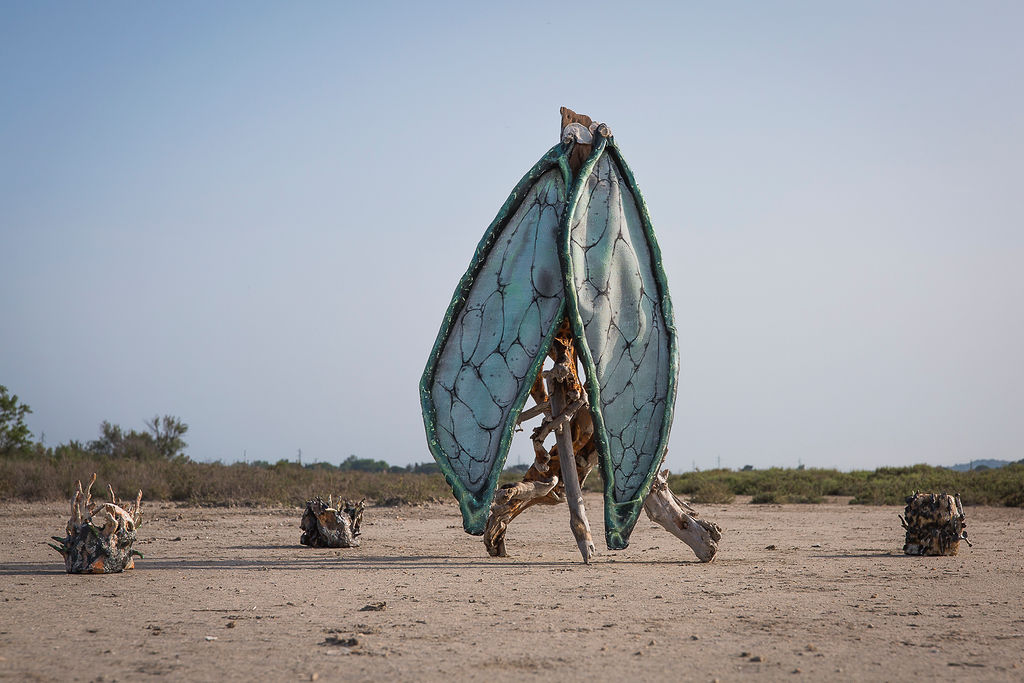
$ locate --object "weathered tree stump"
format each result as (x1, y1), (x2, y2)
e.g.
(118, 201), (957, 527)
(300, 496), (364, 548)
(900, 491), (970, 556)
(49, 473), (143, 574)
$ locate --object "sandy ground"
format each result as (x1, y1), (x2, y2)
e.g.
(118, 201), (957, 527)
(1, 496), (1022, 682)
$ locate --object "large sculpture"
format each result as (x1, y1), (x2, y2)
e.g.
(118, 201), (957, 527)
(421, 108), (720, 562)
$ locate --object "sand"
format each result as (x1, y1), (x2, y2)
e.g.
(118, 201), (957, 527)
(1, 496), (1022, 681)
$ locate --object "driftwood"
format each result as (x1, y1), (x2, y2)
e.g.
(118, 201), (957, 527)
(300, 496), (364, 548)
(560, 107), (595, 179)
(49, 473), (143, 573)
(900, 491), (970, 556)
(644, 469), (721, 562)
(485, 321), (600, 562)
(485, 322), (721, 563)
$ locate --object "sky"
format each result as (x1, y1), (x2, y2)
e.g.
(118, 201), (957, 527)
(2, 2), (1022, 472)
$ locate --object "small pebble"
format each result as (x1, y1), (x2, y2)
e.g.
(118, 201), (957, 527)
(750, 656), (762, 662)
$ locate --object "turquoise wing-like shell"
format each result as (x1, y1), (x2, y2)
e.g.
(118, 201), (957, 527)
(562, 135), (679, 549)
(420, 144), (572, 534)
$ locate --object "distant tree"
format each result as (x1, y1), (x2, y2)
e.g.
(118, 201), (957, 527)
(87, 415), (189, 461)
(145, 415), (189, 460)
(337, 454), (390, 472)
(0, 385), (34, 456)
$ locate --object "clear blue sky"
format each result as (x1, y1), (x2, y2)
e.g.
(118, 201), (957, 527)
(2, 2), (1021, 471)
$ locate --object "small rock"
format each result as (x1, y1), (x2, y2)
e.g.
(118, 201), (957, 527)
(750, 655), (762, 662)
(311, 674), (319, 681)
(360, 601), (387, 612)
(205, 636), (218, 641)
(226, 621), (236, 629)
(690, 635), (700, 641)
(792, 668), (801, 674)
(322, 636), (359, 647)
(765, 545), (776, 550)
(740, 652), (750, 658)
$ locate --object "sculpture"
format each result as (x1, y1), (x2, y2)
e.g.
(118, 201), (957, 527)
(421, 108), (720, 562)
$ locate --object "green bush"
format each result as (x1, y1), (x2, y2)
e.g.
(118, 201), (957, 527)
(667, 463), (1024, 507)
(690, 480), (735, 504)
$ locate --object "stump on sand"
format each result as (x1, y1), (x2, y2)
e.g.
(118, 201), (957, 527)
(49, 473), (143, 573)
(300, 496), (364, 548)
(900, 491), (970, 556)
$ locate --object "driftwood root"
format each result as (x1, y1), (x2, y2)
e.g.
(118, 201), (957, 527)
(643, 469), (721, 562)
(300, 496), (364, 548)
(50, 473), (143, 574)
(900, 491), (969, 556)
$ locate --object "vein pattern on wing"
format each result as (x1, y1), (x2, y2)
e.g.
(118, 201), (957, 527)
(569, 153), (671, 502)
(431, 170), (566, 496)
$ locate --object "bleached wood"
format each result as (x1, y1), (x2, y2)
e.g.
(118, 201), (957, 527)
(643, 469), (721, 562)
(484, 474), (560, 557)
(516, 402), (550, 424)
(548, 349), (595, 564)
(52, 474), (143, 573)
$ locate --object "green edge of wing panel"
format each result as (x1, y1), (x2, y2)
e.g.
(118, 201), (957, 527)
(559, 135), (681, 550)
(420, 143), (574, 535)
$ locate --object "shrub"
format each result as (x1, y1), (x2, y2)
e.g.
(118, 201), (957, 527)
(690, 481), (735, 504)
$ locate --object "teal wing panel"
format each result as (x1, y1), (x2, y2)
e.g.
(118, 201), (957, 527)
(421, 145), (570, 534)
(563, 137), (679, 549)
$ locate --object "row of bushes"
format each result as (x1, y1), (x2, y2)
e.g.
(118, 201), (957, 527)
(668, 464), (1024, 507)
(0, 452), (451, 507)
(3, 452), (1021, 508)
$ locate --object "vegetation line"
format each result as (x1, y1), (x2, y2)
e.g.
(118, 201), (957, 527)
(1, 386), (1021, 507)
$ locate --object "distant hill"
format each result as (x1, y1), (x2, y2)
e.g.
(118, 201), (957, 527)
(947, 459), (1022, 471)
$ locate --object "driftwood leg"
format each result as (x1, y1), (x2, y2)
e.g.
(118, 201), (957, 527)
(484, 473), (560, 556)
(547, 345), (595, 564)
(643, 469), (721, 562)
